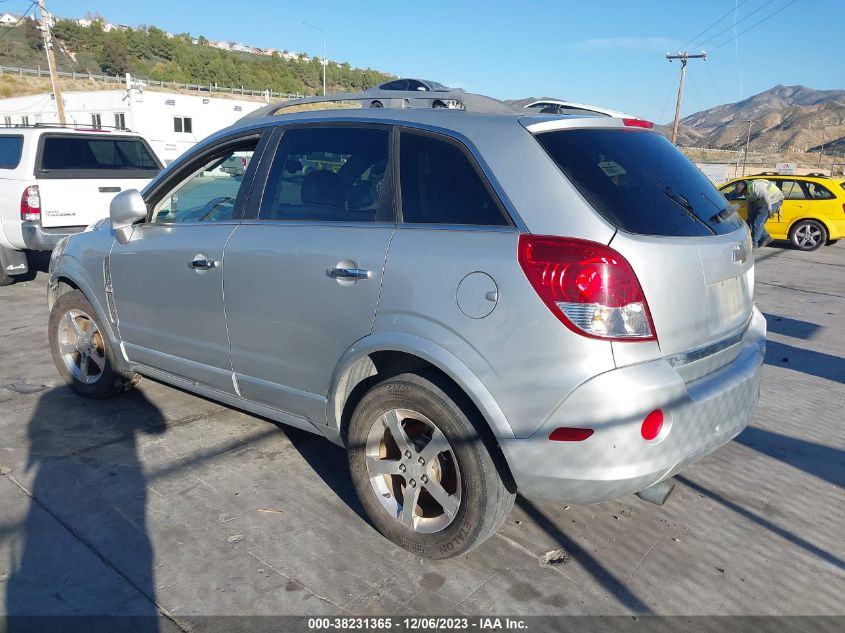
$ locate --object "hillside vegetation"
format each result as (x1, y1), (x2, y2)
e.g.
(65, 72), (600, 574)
(0, 18), (390, 96)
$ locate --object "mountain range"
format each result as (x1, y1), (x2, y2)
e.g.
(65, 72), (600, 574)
(665, 85), (845, 154)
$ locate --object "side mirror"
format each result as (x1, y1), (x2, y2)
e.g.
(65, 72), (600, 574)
(110, 189), (147, 245)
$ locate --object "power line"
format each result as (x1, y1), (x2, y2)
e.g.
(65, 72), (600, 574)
(710, 0), (800, 51)
(0, 1), (38, 42)
(677, 0), (753, 52)
(692, 0), (777, 50)
(704, 59), (723, 104)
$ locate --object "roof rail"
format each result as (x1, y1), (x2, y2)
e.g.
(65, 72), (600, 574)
(2, 123), (135, 133)
(805, 172), (827, 178)
(239, 89), (519, 121)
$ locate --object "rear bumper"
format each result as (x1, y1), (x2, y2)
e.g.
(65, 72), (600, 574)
(826, 218), (845, 241)
(501, 307), (766, 504)
(21, 223), (86, 251)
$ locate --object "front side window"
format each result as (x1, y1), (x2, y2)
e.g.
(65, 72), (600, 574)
(153, 141), (256, 223)
(260, 126), (391, 222)
(777, 180), (807, 200)
(399, 131), (509, 226)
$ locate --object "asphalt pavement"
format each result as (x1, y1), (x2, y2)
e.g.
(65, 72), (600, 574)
(0, 243), (843, 625)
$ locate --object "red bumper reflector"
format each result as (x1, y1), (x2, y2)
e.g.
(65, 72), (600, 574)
(549, 427), (594, 442)
(641, 409), (664, 440)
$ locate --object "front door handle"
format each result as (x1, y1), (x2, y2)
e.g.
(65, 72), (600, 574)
(190, 255), (218, 270)
(326, 267), (371, 280)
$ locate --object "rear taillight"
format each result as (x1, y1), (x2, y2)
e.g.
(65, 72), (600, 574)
(21, 185), (41, 223)
(517, 234), (656, 341)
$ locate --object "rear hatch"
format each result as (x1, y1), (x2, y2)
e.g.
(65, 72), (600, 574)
(35, 133), (161, 228)
(533, 124), (753, 362)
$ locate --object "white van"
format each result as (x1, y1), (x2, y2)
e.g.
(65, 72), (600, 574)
(0, 125), (162, 285)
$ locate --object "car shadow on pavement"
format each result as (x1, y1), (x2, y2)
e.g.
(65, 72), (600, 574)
(283, 427), (372, 527)
(764, 340), (845, 384)
(736, 426), (845, 489)
(676, 475), (845, 573)
(5, 387), (165, 632)
(762, 313), (823, 340)
(515, 497), (653, 614)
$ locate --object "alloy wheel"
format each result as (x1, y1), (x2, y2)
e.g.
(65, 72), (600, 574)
(365, 408), (461, 533)
(57, 309), (106, 384)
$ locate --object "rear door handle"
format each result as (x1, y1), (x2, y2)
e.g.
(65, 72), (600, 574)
(190, 256), (218, 270)
(326, 267), (371, 280)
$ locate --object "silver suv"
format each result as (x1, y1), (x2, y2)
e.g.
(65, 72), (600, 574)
(47, 92), (766, 558)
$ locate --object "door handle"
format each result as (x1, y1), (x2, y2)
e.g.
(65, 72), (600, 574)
(190, 257), (218, 270)
(326, 267), (371, 280)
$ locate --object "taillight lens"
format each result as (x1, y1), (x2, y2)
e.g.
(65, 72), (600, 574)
(518, 234), (656, 341)
(623, 118), (654, 129)
(21, 185), (41, 222)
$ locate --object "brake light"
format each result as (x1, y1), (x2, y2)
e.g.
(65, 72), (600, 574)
(21, 185), (41, 222)
(623, 118), (654, 129)
(517, 235), (655, 341)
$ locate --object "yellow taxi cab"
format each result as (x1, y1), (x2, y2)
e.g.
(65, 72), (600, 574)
(719, 173), (845, 251)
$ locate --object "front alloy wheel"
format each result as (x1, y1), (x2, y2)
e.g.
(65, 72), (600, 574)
(48, 289), (136, 398)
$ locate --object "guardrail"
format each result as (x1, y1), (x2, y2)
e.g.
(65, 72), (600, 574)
(0, 64), (304, 100)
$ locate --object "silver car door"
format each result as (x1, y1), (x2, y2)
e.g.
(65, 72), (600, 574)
(224, 124), (394, 422)
(109, 132), (265, 393)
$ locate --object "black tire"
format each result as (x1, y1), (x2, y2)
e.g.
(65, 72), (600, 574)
(789, 219), (827, 251)
(347, 372), (514, 559)
(432, 100), (447, 109)
(0, 267), (14, 286)
(370, 100), (383, 108)
(48, 289), (136, 398)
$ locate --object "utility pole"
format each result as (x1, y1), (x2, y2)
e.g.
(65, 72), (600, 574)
(37, 0), (65, 124)
(666, 51), (706, 145)
(818, 127), (826, 168)
(742, 119), (752, 177)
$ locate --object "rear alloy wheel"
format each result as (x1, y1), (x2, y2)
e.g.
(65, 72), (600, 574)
(370, 100), (384, 108)
(790, 219), (827, 251)
(48, 289), (136, 398)
(347, 373), (514, 558)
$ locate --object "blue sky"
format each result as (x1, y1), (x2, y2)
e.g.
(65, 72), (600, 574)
(39, 0), (844, 123)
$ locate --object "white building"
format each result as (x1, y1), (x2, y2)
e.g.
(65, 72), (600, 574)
(0, 86), (265, 164)
(0, 13), (21, 26)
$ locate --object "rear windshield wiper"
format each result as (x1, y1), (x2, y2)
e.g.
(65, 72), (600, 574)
(661, 186), (716, 234)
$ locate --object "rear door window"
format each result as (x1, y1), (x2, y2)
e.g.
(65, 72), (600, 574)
(398, 130), (510, 226)
(38, 135), (161, 178)
(804, 181), (834, 200)
(535, 129), (743, 236)
(0, 135), (23, 169)
(259, 125), (391, 222)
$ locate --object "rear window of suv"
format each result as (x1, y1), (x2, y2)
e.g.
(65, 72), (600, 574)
(38, 135), (161, 177)
(535, 129), (744, 237)
(0, 135), (23, 169)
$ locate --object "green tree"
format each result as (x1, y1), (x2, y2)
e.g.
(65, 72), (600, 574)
(99, 36), (129, 75)
(22, 19), (42, 51)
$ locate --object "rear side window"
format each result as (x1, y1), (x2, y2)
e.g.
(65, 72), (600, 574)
(38, 136), (161, 177)
(0, 136), (23, 169)
(536, 129), (743, 236)
(399, 131), (509, 226)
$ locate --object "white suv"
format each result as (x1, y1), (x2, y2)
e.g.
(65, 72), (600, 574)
(0, 125), (161, 285)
